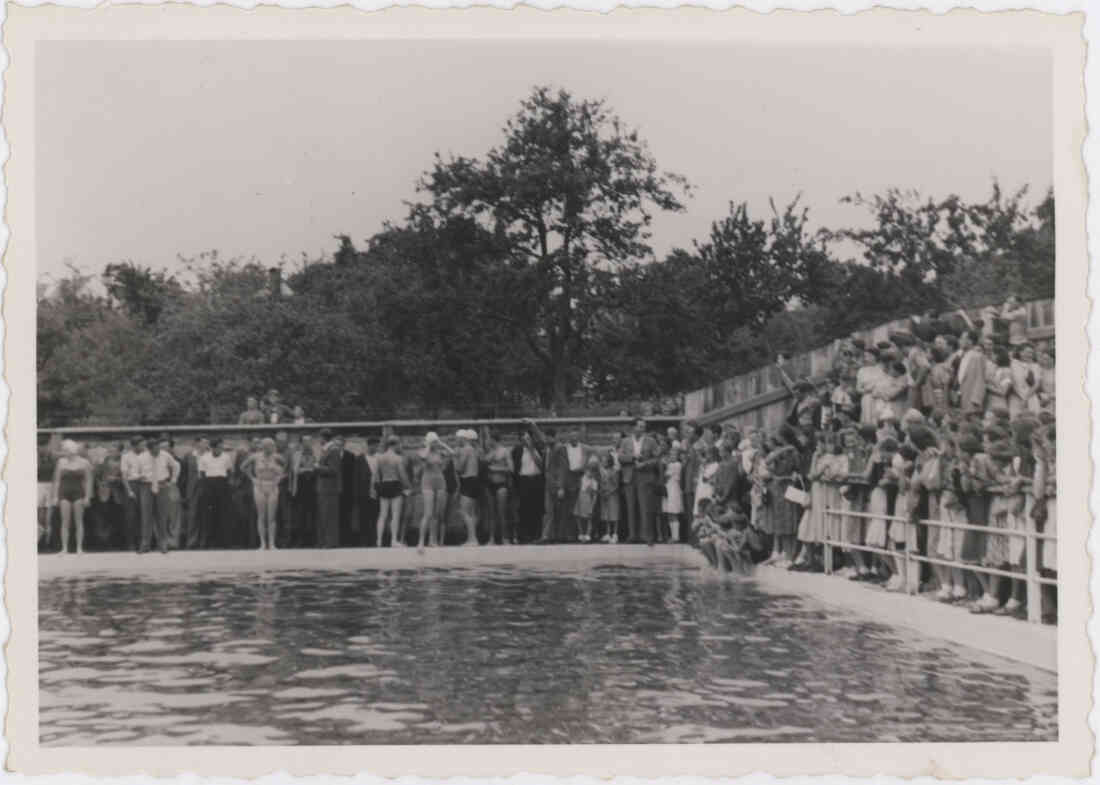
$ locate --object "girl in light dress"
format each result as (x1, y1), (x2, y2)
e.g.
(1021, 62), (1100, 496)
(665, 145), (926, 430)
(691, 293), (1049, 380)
(861, 435), (898, 582)
(926, 430), (968, 603)
(886, 443), (919, 592)
(978, 441), (1023, 615)
(693, 444), (720, 518)
(836, 426), (870, 579)
(662, 448), (684, 543)
(574, 457), (600, 543)
(598, 451), (621, 543)
(793, 432), (841, 570)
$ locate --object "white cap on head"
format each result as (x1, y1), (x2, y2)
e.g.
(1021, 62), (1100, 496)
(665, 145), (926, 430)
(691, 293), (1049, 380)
(425, 431), (440, 446)
(454, 429), (466, 441)
(466, 429), (479, 441)
(61, 439), (79, 456)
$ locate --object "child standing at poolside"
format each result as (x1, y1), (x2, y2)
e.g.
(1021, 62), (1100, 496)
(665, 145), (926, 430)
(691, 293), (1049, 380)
(574, 456), (600, 543)
(598, 451), (621, 543)
(662, 447), (684, 543)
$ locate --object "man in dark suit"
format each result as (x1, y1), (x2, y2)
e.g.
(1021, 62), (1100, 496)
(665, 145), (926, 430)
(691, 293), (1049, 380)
(339, 435), (360, 545)
(315, 429), (343, 548)
(536, 427), (568, 543)
(512, 422), (545, 543)
(618, 418), (660, 544)
(183, 436), (208, 549)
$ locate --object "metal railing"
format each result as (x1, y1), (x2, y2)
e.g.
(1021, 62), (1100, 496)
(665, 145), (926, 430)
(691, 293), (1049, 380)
(823, 503), (1056, 624)
(37, 415), (683, 443)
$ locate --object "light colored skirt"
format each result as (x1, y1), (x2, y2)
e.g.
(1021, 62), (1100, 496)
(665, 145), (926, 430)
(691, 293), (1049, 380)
(662, 481), (683, 515)
(1041, 497), (1057, 570)
(934, 493), (966, 561)
(983, 495), (1014, 567)
(865, 487), (889, 549)
(889, 492), (917, 548)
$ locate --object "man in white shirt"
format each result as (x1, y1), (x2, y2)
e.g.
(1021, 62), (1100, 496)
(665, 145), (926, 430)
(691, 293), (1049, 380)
(120, 436), (150, 553)
(198, 438), (235, 549)
(147, 438), (181, 554)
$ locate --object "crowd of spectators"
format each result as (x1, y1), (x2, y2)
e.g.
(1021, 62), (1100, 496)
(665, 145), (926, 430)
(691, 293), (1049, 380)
(36, 298), (1055, 622)
(686, 297), (1056, 621)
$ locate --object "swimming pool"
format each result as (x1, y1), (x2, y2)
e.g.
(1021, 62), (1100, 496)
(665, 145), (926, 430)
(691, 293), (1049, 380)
(39, 559), (1057, 745)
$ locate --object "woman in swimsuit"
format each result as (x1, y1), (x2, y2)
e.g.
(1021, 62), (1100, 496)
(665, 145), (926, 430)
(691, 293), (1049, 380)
(52, 439), (93, 555)
(484, 431), (515, 545)
(454, 430), (482, 546)
(418, 432), (454, 552)
(374, 435), (411, 548)
(245, 437), (286, 550)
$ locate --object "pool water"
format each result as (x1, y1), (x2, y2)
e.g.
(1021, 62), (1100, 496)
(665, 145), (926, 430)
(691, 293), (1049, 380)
(39, 562), (1058, 745)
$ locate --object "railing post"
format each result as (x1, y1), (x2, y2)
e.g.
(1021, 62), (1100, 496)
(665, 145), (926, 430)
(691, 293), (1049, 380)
(905, 517), (917, 595)
(1026, 501), (1041, 624)
(824, 509), (834, 575)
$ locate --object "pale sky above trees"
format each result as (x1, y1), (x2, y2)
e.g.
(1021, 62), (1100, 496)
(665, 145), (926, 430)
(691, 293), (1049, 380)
(37, 40), (1051, 284)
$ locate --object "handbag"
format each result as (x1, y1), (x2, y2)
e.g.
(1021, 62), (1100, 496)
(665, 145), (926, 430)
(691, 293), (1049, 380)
(784, 475), (810, 507)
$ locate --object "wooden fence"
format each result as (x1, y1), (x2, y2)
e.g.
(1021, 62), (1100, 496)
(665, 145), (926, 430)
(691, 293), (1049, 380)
(683, 299), (1055, 431)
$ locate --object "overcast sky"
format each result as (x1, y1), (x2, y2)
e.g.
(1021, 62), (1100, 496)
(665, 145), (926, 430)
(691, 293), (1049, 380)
(37, 40), (1052, 285)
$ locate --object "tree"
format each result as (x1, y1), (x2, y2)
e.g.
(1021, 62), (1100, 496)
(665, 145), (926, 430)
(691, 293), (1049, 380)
(585, 198), (834, 397)
(828, 183), (1055, 315)
(416, 85), (690, 407)
(102, 261), (183, 325)
(37, 268), (154, 426)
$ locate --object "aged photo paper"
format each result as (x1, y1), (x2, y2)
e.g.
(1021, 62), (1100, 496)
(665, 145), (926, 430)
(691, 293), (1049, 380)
(3, 4), (1091, 778)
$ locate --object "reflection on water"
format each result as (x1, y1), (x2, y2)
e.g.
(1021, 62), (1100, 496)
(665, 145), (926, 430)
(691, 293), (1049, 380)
(39, 562), (1057, 745)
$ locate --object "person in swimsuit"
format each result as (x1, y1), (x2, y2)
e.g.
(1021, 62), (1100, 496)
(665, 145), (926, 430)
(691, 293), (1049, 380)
(484, 430), (515, 545)
(374, 435), (411, 547)
(245, 437), (286, 550)
(454, 430), (482, 546)
(417, 432), (454, 552)
(52, 439), (93, 555)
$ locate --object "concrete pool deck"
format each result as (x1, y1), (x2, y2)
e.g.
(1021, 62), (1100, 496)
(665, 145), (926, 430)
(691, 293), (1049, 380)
(38, 545), (1056, 672)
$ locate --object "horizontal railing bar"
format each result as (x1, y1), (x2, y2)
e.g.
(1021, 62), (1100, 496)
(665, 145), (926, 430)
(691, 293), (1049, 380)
(827, 509), (1057, 541)
(38, 415), (683, 438)
(822, 538), (1050, 583)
